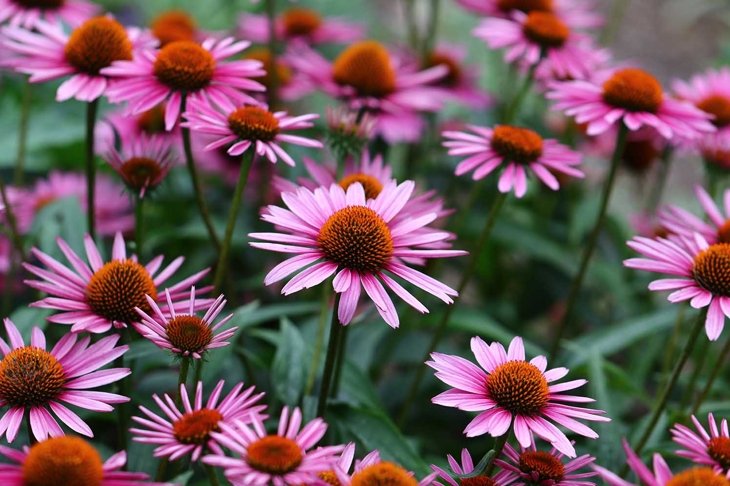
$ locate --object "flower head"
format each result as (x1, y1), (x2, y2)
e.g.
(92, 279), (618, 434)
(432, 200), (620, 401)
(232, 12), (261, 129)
(105, 134), (176, 198)
(497, 442), (597, 485)
(9, 171), (133, 236)
(548, 67), (715, 140)
(245, 47), (312, 102)
(432, 448), (517, 486)
(250, 181), (465, 328)
(150, 9), (198, 46)
(288, 40), (448, 143)
(330, 447), (437, 486)
(428, 336), (608, 457)
(203, 406), (343, 485)
(443, 124), (583, 198)
(672, 414), (730, 475)
(131, 380), (266, 462)
(455, 0), (602, 29)
(103, 37), (266, 130)
(134, 287), (236, 359)
(0, 436), (170, 485)
(24, 232), (210, 334)
(2, 17), (153, 102)
(420, 44), (491, 108)
(673, 68), (730, 135)
(474, 11), (599, 81)
(658, 186), (730, 246)
(0, 0), (98, 29)
(238, 7), (364, 46)
(594, 439), (730, 486)
(0, 318), (129, 442)
(624, 232), (730, 340)
(183, 101), (321, 166)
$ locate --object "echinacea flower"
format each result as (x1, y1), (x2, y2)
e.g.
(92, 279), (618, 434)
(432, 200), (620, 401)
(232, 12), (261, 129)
(103, 37), (266, 130)
(104, 134), (176, 198)
(0, 0), (98, 29)
(238, 7), (363, 45)
(548, 67), (715, 140)
(97, 104), (179, 152)
(0, 318), (129, 442)
(246, 47), (313, 102)
(624, 232), (730, 340)
(149, 9), (199, 46)
(2, 17), (153, 102)
(474, 11), (598, 81)
(134, 287), (235, 359)
(9, 171), (133, 236)
(421, 44), (491, 108)
(250, 181), (465, 328)
(497, 442), (597, 485)
(0, 436), (171, 485)
(335, 449), (438, 486)
(443, 124), (583, 198)
(24, 232), (210, 334)
(594, 439), (730, 486)
(673, 68), (730, 136)
(428, 336), (608, 457)
(658, 186), (730, 245)
(131, 380), (266, 461)
(288, 40), (447, 143)
(203, 407), (344, 485)
(182, 101), (321, 165)
(671, 413), (730, 475)
(432, 448), (517, 486)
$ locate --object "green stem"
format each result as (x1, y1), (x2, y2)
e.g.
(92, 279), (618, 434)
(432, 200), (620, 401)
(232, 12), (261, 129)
(402, 0), (419, 50)
(420, 0), (441, 60)
(627, 309), (706, 468)
(0, 176), (26, 262)
(316, 294), (342, 418)
(265, 0), (279, 109)
(548, 123), (629, 361)
(212, 151), (255, 294)
(135, 196), (144, 258)
(331, 325), (349, 398)
(115, 341), (131, 453)
(305, 286), (332, 396)
(679, 337), (709, 409)
(181, 95), (221, 251)
(194, 358), (204, 385)
(397, 191), (509, 426)
(484, 429), (511, 476)
(503, 60), (539, 124)
(85, 99), (99, 240)
(14, 80), (31, 185)
(662, 306), (685, 375)
(691, 335), (730, 416)
(205, 464), (222, 486)
(176, 357), (191, 406)
(155, 458), (168, 482)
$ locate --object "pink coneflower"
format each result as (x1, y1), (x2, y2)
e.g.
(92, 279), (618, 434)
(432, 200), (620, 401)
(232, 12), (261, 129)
(594, 439), (730, 486)
(246, 47), (313, 102)
(288, 40), (448, 143)
(149, 9), (199, 47)
(671, 414), (730, 475)
(105, 134), (176, 198)
(624, 232), (730, 340)
(0, 0), (98, 29)
(421, 44), (491, 108)
(97, 104), (179, 153)
(548, 67), (715, 140)
(2, 17), (153, 102)
(0, 318), (129, 442)
(250, 181), (465, 328)
(24, 232), (210, 334)
(182, 101), (321, 166)
(455, 0), (602, 29)
(238, 7), (363, 45)
(103, 37), (266, 130)
(673, 68), (730, 136)
(131, 380), (266, 462)
(497, 442), (597, 485)
(658, 186), (730, 245)
(432, 448), (517, 486)
(427, 336), (608, 457)
(443, 124), (583, 198)
(335, 449), (438, 486)
(203, 406), (344, 485)
(0, 436), (169, 485)
(9, 171), (133, 236)
(474, 11), (598, 81)
(134, 288), (235, 359)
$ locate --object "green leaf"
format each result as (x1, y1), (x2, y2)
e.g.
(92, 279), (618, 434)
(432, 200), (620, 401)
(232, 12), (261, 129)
(329, 405), (429, 476)
(271, 318), (307, 406)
